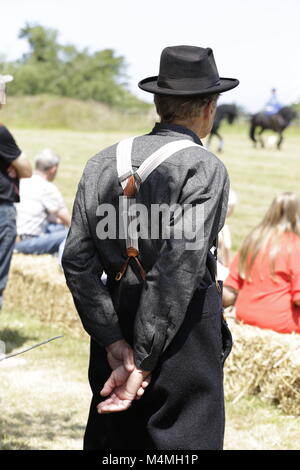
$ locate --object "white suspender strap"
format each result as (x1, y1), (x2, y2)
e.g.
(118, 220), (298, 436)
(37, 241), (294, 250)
(116, 137), (137, 256)
(116, 136), (135, 190)
(116, 138), (202, 190)
(135, 139), (200, 184)
(115, 137), (203, 281)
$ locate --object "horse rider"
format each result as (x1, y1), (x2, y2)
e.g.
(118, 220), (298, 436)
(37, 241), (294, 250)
(264, 88), (282, 116)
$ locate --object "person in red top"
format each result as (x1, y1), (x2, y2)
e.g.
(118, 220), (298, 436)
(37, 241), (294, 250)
(223, 192), (300, 334)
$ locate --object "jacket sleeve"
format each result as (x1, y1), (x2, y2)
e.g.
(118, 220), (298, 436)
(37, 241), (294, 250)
(62, 170), (123, 348)
(133, 160), (230, 371)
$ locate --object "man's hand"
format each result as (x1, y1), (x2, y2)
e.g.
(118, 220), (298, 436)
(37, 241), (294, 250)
(97, 367), (151, 414)
(222, 285), (238, 308)
(56, 207), (71, 227)
(7, 165), (17, 179)
(99, 340), (151, 413)
(106, 339), (134, 372)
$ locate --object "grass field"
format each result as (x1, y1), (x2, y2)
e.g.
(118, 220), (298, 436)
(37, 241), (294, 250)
(1, 307), (300, 450)
(1, 95), (154, 132)
(1, 124), (300, 450)
(11, 123), (300, 251)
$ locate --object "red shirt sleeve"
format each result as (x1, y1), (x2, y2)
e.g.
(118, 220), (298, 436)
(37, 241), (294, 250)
(288, 236), (300, 302)
(224, 252), (243, 291)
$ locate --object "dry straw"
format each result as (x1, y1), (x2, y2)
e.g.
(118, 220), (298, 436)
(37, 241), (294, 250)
(5, 253), (83, 335)
(224, 313), (300, 415)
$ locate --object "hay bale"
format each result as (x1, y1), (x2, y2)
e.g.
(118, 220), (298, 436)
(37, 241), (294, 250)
(224, 315), (300, 415)
(5, 253), (82, 334)
(5, 255), (300, 415)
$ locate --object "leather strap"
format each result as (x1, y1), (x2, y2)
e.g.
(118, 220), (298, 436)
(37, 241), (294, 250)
(115, 138), (208, 282)
(115, 247), (146, 281)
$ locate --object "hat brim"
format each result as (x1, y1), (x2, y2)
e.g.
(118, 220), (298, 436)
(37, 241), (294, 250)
(138, 76), (239, 96)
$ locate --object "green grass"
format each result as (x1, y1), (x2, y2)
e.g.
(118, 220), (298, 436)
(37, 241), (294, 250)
(1, 125), (300, 449)
(0, 309), (90, 450)
(11, 128), (139, 210)
(205, 125), (300, 251)
(10, 125), (300, 251)
(1, 307), (300, 450)
(225, 397), (300, 450)
(1, 95), (155, 132)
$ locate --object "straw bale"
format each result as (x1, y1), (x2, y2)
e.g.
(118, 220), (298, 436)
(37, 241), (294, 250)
(5, 253), (83, 335)
(224, 315), (300, 415)
(5, 255), (300, 415)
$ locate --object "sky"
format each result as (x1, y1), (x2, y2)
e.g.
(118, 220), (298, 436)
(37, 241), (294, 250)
(1, 0), (300, 112)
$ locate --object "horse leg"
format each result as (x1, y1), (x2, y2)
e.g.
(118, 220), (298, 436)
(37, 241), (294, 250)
(250, 120), (257, 147)
(258, 128), (265, 148)
(277, 133), (283, 150)
(215, 132), (224, 152)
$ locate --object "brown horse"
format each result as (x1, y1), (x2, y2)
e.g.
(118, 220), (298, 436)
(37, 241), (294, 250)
(249, 106), (297, 149)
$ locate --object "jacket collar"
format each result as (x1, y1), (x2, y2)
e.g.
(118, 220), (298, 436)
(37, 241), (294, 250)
(150, 122), (203, 146)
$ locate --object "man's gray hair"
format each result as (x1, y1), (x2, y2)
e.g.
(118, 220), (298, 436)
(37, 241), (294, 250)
(35, 148), (60, 171)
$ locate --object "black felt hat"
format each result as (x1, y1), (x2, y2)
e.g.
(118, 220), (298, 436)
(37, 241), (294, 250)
(138, 45), (239, 96)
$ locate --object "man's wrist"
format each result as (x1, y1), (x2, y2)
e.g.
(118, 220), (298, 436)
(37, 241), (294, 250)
(105, 338), (126, 352)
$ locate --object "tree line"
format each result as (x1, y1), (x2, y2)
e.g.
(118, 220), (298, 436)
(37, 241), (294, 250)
(1, 24), (150, 111)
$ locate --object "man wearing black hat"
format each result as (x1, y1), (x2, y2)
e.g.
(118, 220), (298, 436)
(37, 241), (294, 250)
(62, 45), (239, 450)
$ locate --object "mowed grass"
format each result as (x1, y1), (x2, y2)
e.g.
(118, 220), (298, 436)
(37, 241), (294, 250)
(11, 128), (133, 211)
(205, 124), (300, 250)
(1, 125), (300, 450)
(0, 309), (90, 450)
(1, 307), (300, 450)
(12, 124), (300, 251)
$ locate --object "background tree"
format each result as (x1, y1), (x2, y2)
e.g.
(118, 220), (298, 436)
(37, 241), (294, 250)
(1, 23), (149, 110)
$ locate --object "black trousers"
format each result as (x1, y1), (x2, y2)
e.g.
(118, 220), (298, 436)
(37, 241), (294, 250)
(83, 281), (233, 450)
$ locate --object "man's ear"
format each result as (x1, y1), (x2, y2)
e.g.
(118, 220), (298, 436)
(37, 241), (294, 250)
(48, 165), (58, 178)
(208, 100), (215, 117)
(203, 100), (214, 119)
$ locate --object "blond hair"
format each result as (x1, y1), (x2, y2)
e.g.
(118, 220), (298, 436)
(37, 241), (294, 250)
(238, 192), (300, 281)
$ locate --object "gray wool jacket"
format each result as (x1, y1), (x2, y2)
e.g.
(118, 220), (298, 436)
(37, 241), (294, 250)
(62, 123), (230, 371)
